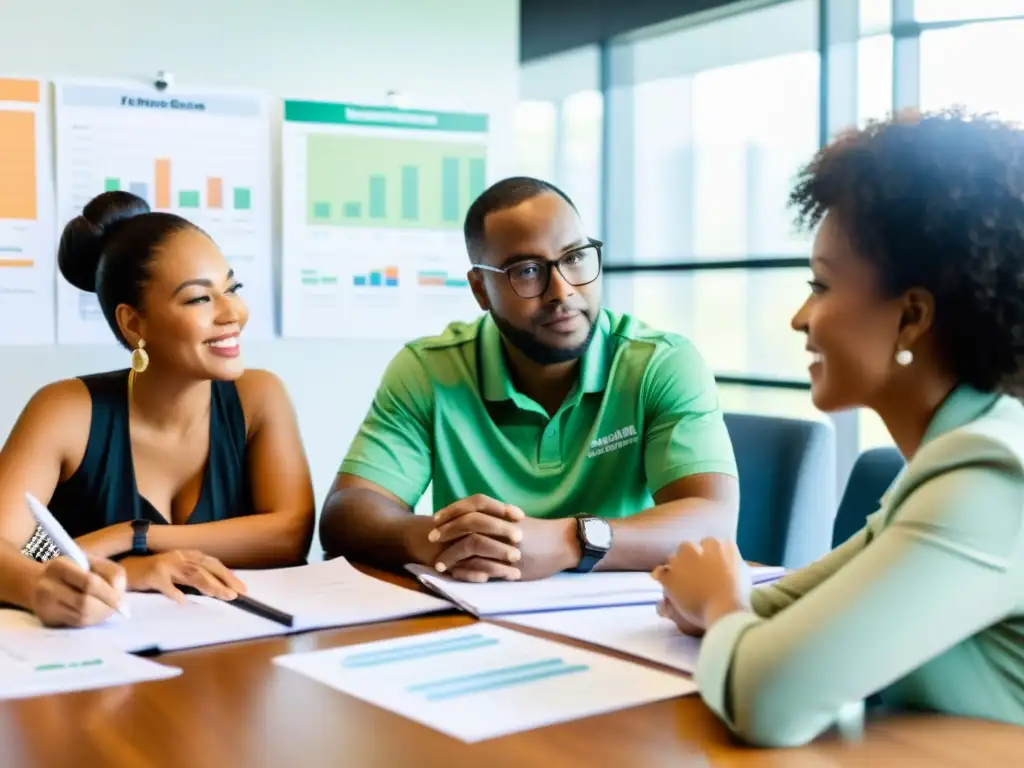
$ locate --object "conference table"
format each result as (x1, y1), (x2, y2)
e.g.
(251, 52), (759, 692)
(2, 567), (1022, 767)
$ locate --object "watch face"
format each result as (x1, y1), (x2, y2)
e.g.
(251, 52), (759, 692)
(583, 518), (612, 549)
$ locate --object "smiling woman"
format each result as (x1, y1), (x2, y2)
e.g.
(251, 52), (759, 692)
(0, 191), (316, 629)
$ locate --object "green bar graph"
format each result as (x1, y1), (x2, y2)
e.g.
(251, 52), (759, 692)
(104, 177), (120, 192)
(468, 158), (486, 201)
(233, 187), (252, 210)
(402, 166), (419, 221)
(369, 176), (386, 219)
(441, 158), (460, 223)
(179, 190), (200, 208)
(305, 133), (486, 230)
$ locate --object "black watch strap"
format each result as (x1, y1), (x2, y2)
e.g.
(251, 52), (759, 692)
(571, 515), (611, 573)
(130, 519), (150, 555)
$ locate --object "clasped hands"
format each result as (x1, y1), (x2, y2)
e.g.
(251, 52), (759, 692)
(422, 494), (580, 582)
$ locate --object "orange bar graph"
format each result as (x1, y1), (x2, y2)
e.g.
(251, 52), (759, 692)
(385, 266), (398, 280)
(155, 159), (171, 209)
(0, 110), (37, 220)
(207, 177), (223, 209)
(0, 259), (33, 268)
(0, 78), (40, 103)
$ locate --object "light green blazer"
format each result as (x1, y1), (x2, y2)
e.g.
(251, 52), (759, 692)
(696, 385), (1024, 747)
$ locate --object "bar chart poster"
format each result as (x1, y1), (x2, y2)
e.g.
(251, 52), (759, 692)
(281, 100), (489, 339)
(0, 77), (55, 345)
(54, 80), (273, 345)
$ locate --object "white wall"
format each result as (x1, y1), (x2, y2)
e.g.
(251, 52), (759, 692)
(0, 0), (520, 554)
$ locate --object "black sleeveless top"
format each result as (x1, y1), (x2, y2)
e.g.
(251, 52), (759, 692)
(50, 370), (256, 539)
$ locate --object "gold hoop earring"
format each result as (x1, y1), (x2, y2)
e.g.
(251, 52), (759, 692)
(128, 339), (148, 401)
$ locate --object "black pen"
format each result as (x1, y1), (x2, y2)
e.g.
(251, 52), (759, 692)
(229, 594), (295, 628)
(178, 584), (295, 628)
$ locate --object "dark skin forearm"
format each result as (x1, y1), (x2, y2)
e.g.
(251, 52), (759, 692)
(319, 487), (437, 569)
(597, 496), (739, 572)
(76, 512), (313, 569)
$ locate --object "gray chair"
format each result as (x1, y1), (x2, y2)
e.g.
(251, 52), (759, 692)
(832, 447), (905, 548)
(724, 412), (837, 569)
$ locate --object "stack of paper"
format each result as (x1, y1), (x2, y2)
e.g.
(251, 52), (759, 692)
(406, 566), (664, 616)
(0, 558), (451, 655)
(273, 622), (697, 742)
(407, 564), (787, 617)
(0, 627), (180, 700)
(236, 557), (451, 631)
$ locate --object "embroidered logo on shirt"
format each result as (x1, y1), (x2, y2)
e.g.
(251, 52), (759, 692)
(587, 425), (639, 458)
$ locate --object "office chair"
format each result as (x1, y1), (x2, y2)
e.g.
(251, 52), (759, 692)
(832, 446), (905, 548)
(724, 412), (837, 569)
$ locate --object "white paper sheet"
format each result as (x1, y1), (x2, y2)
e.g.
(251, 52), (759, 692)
(407, 564), (787, 617)
(237, 558), (451, 631)
(0, 627), (180, 700)
(494, 604), (703, 674)
(0, 560), (450, 655)
(0, 595), (286, 654)
(273, 623), (696, 742)
(406, 565), (664, 616)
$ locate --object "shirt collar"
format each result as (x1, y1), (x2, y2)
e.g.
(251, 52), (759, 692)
(920, 384), (1002, 448)
(479, 309), (612, 404)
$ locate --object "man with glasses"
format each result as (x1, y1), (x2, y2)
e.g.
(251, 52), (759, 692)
(320, 177), (739, 581)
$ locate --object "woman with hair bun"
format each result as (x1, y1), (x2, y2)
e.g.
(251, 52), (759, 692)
(654, 108), (1024, 744)
(0, 191), (315, 627)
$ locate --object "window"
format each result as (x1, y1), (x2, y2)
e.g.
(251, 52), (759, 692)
(515, 100), (557, 181)
(859, 34), (894, 125)
(603, 268), (811, 381)
(518, 46), (604, 236)
(914, 0), (1024, 22)
(627, 9), (819, 265)
(718, 384), (825, 423)
(919, 19), (1024, 122)
(860, 0), (892, 34)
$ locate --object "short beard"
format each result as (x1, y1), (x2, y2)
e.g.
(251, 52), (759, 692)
(490, 310), (596, 365)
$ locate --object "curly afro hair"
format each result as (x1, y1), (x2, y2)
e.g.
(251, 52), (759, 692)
(789, 106), (1024, 396)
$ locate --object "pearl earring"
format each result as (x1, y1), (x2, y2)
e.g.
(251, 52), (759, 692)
(895, 349), (913, 366)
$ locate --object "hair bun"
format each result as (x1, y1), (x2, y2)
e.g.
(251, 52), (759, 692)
(57, 191), (150, 293)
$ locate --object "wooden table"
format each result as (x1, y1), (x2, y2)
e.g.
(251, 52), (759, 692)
(2, 571), (1022, 767)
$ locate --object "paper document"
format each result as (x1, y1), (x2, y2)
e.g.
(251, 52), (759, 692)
(407, 565), (664, 616)
(408, 564), (787, 617)
(0, 627), (180, 700)
(237, 558), (451, 631)
(0, 595), (286, 654)
(273, 623), (696, 742)
(0, 559), (450, 655)
(495, 604), (703, 674)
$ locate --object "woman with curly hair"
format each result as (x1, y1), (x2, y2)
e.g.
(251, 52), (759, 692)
(654, 108), (1024, 746)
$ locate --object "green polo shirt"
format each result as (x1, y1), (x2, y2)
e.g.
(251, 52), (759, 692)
(340, 309), (737, 518)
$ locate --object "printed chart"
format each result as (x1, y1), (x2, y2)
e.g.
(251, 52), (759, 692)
(54, 81), (273, 345)
(273, 623), (694, 742)
(282, 100), (489, 339)
(0, 77), (55, 345)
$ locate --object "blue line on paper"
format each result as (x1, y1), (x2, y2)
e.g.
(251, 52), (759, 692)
(340, 633), (498, 668)
(421, 663), (590, 701)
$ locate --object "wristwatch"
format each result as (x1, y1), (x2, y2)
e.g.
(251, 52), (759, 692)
(130, 518), (151, 555)
(571, 515), (612, 573)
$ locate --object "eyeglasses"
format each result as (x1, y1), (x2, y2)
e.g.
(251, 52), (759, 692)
(471, 240), (603, 299)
